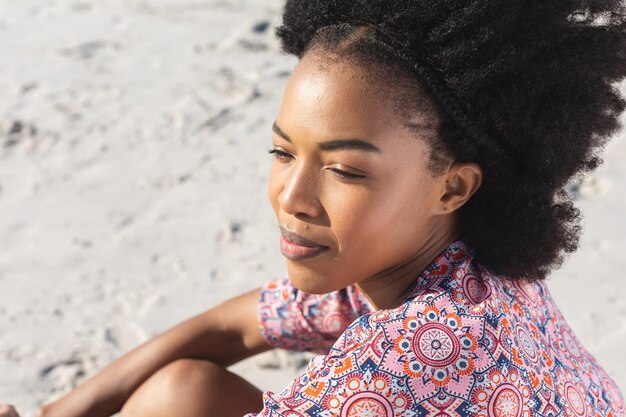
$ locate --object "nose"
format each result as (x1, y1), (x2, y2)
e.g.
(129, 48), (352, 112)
(277, 162), (323, 219)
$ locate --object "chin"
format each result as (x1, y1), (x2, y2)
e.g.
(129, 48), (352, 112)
(286, 263), (342, 295)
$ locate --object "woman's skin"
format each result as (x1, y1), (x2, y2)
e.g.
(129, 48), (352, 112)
(1, 50), (481, 417)
(0, 407), (18, 417)
(34, 289), (269, 417)
(269, 51), (482, 310)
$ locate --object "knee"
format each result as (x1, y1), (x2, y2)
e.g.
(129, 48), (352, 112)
(155, 358), (223, 388)
(120, 359), (223, 417)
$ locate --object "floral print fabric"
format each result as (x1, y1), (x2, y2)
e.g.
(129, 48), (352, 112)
(256, 278), (374, 355)
(247, 240), (624, 417)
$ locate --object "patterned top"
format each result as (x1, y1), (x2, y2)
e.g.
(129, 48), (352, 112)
(246, 240), (625, 417)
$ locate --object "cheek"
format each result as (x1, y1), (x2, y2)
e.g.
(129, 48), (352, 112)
(329, 179), (436, 249)
(267, 163), (282, 215)
(324, 186), (394, 239)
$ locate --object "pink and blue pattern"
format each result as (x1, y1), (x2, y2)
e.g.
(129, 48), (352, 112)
(248, 240), (624, 417)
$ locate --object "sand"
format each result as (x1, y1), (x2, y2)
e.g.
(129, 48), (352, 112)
(0, 1), (624, 415)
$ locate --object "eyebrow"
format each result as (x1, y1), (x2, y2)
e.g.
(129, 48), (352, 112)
(272, 121), (381, 153)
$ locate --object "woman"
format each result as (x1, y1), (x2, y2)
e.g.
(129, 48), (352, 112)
(2, 0), (625, 416)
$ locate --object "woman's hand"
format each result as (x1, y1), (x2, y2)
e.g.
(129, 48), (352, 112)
(0, 405), (20, 417)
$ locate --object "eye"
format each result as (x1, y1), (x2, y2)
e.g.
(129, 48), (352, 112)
(327, 167), (366, 180)
(268, 148), (293, 162)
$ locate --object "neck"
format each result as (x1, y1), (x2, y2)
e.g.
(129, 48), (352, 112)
(356, 229), (459, 311)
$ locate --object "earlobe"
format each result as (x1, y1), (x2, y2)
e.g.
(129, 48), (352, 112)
(438, 163), (483, 213)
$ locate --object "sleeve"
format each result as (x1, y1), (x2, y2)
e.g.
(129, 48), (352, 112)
(257, 276), (375, 355)
(252, 290), (504, 417)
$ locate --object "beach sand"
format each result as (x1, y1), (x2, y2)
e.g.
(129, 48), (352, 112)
(0, 1), (624, 415)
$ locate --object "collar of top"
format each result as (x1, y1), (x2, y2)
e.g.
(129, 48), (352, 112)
(403, 239), (476, 303)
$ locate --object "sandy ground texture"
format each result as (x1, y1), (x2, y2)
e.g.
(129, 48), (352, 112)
(0, 1), (625, 415)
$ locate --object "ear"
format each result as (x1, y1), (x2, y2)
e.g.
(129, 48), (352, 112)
(436, 162), (483, 214)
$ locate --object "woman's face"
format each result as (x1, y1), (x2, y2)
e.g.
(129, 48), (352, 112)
(268, 52), (456, 295)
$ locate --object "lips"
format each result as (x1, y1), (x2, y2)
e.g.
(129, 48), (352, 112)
(279, 226), (329, 260)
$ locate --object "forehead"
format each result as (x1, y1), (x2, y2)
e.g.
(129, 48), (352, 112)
(281, 55), (388, 135)
(277, 53), (438, 146)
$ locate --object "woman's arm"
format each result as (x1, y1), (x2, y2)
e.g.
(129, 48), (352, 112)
(36, 287), (271, 417)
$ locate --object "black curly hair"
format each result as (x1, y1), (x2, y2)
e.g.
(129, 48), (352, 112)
(274, 0), (626, 280)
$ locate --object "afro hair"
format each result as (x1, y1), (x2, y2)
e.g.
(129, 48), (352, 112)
(274, 0), (626, 280)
